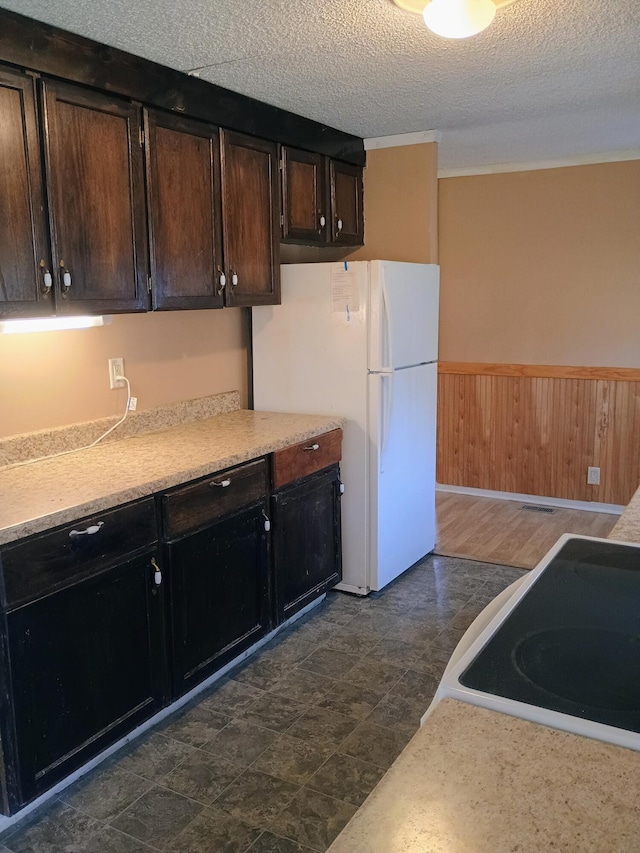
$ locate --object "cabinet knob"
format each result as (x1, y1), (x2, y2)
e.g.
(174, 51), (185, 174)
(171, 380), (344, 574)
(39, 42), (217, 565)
(43, 272), (53, 294)
(151, 557), (162, 586)
(217, 271), (226, 296)
(209, 478), (231, 488)
(337, 219), (343, 232)
(262, 509), (271, 532)
(231, 271), (239, 288)
(339, 482), (345, 494)
(319, 215), (326, 227)
(303, 443), (320, 452)
(60, 261), (72, 295)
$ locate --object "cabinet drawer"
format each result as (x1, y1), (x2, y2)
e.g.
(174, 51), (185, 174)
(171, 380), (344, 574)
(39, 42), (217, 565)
(272, 429), (342, 489)
(1, 498), (157, 610)
(163, 459), (268, 539)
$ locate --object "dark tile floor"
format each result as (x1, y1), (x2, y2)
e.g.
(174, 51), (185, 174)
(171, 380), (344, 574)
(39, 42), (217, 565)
(0, 555), (525, 853)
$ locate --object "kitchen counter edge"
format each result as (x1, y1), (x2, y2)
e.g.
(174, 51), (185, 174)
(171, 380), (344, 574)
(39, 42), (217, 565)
(0, 409), (345, 546)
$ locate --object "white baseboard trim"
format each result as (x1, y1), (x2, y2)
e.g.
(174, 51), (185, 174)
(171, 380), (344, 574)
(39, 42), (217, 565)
(0, 595), (325, 833)
(436, 483), (624, 516)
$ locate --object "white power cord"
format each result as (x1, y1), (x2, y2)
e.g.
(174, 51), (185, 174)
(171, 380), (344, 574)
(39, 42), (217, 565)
(0, 376), (133, 472)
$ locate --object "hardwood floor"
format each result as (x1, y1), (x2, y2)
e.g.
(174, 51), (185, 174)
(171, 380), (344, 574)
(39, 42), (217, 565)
(435, 490), (619, 570)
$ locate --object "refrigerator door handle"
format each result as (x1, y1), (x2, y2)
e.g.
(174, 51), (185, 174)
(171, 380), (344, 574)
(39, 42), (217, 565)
(380, 275), (394, 372)
(380, 372), (394, 465)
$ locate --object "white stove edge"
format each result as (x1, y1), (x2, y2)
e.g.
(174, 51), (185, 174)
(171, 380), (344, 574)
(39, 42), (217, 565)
(423, 532), (640, 753)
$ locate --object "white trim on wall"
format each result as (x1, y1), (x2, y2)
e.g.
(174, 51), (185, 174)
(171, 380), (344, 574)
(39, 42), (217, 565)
(436, 483), (624, 515)
(438, 149), (640, 178)
(364, 130), (442, 150)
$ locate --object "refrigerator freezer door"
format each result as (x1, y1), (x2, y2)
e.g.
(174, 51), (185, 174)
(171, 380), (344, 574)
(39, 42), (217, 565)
(368, 362), (437, 591)
(368, 262), (440, 372)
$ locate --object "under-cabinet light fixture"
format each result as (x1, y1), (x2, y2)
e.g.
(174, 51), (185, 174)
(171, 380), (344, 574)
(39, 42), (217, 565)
(0, 316), (110, 334)
(392, 0), (520, 39)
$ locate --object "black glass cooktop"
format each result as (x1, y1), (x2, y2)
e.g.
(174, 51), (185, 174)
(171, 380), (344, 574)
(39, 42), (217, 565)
(459, 538), (640, 733)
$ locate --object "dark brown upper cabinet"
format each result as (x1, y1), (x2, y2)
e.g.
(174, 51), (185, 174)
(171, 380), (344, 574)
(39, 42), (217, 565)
(145, 110), (224, 311)
(220, 130), (280, 308)
(280, 147), (327, 245)
(41, 80), (148, 314)
(330, 160), (364, 246)
(280, 147), (364, 248)
(0, 67), (52, 317)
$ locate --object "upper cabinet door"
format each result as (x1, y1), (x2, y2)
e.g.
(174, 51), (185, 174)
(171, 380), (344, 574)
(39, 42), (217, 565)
(220, 130), (280, 308)
(281, 146), (327, 245)
(145, 110), (224, 311)
(42, 80), (148, 314)
(330, 160), (364, 246)
(0, 67), (52, 318)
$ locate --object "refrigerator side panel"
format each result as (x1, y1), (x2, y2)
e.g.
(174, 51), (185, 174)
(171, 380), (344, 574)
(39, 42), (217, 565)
(252, 262), (372, 594)
(368, 362), (437, 591)
(369, 262), (440, 371)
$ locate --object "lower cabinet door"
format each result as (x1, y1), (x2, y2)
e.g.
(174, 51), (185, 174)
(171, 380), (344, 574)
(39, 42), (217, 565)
(7, 552), (166, 806)
(272, 465), (342, 624)
(167, 503), (270, 697)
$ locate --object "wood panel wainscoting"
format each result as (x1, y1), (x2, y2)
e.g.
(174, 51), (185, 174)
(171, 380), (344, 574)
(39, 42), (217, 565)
(437, 363), (640, 507)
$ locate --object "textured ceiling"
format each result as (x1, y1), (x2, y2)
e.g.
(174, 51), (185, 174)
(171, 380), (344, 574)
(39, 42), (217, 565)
(2, 0), (640, 170)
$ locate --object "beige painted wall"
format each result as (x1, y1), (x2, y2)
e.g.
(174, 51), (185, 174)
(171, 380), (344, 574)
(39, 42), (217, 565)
(0, 309), (247, 437)
(438, 161), (640, 366)
(350, 142), (438, 263)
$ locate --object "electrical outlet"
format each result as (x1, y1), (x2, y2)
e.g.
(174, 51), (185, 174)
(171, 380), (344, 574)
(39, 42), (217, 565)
(587, 466), (600, 485)
(108, 357), (125, 390)
(128, 396), (137, 411)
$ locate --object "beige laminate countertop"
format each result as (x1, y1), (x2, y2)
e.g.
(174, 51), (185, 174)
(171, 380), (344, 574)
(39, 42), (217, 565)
(329, 699), (640, 853)
(609, 483), (640, 543)
(0, 409), (344, 546)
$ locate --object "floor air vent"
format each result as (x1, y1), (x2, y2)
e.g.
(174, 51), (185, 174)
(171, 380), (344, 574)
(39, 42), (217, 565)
(521, 505), (555, 514)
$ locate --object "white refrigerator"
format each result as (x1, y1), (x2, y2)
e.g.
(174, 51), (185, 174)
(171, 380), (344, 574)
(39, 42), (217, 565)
(252, 260), (440, 594)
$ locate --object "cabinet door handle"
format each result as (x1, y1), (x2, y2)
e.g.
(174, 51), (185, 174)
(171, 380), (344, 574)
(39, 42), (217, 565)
(69, 521), (104, 538)
(339, 481), (345, 494)
(337, 219), (343, 232)
(217, 270), (226, 296)
(319, 215), (326, 227)
(60, 261), (72, 295)
(303, 443), (320, 452)
(39, 260), (52, 295)
(151, 557), (162, 585)
(209, 478), (231, 488)
(262, 509), (271, 532)
(230, 270), (238, 288)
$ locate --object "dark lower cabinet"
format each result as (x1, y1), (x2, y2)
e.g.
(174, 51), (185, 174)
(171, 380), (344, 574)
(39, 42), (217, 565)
(0, 447), (341, 815)
(272, 465), (342, 623)
(166, 502), (270, 698)
(4, 550), (166, 809)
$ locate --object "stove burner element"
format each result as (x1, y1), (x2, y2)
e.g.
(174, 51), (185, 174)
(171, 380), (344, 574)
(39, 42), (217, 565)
(515, 627), (640, 712)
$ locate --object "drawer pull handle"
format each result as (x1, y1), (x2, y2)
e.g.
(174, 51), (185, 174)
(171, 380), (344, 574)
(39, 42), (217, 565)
(151, 557), (162, 586)
(262, 509), (271, 532)
(69, 521), (104, 538)
(209, 478), (231, 488)
(303, 443), (320, 452)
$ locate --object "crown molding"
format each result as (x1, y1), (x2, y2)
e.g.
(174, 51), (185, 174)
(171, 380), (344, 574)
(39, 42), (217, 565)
(438, 149), (640, 178)
(364, 130), (442, 150)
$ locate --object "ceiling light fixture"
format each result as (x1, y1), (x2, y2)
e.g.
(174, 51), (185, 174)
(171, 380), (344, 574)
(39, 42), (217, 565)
(392, 0), (519, 39)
